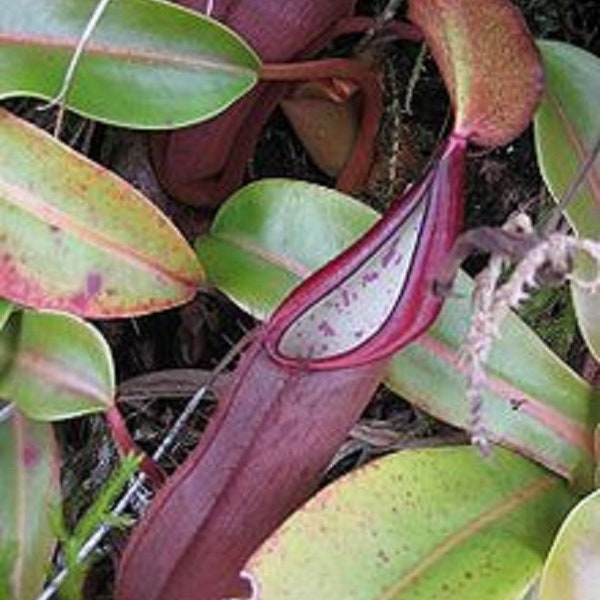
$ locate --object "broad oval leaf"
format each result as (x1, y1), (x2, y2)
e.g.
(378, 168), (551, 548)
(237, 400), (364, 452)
(195, 179), (596, 484)
(538, 488), (600, 600)
(0, 109), (203, 317)
(241, 447), (576, 600)
(408, 0), (543, 146)
(0, 0), (260, 128)
(534, 41), (600, 360)
(0, 410), (60, 600)
(0, 309), (115, 420)
(196, 180), (377, 320)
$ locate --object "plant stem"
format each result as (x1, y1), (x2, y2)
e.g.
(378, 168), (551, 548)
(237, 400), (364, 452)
(403, 42), (427, 115)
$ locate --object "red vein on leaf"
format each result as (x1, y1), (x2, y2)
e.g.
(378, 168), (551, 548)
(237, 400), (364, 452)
(418, 334), (593, 457)
(0, 180), (199, 289)
(215, 233), (313, 280)
(14, 351), (110, 407)
(375, 474), (557, 600)
(0, 33), (258, 77)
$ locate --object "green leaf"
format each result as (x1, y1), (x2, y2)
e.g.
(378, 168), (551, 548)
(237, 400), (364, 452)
(58, 454), (140, 600)
(407, 0), (543, 147)
(0, 410), (61, 600)
(387, 271), (595, 487)
(538, 488), (600, 600)
(195, 179), (597, 485)
(534, 41), (600, 360)
(242, 447), (576, 600)
(0, 0), (260, 128)
(0, 109), (203, 317)
(0, 309), (115, 420)
(196, 180), (375, 319)
(0, 300), (12, 331)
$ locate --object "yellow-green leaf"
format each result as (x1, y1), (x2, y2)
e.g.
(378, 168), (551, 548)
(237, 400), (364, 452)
(0, 0), (260, 128)
(539, 488), (600, 600)
(243, 447), (575, 600)
(0, 309), (114, 420)
(534, 41), (600, 360)
(0, 109), (203, 317)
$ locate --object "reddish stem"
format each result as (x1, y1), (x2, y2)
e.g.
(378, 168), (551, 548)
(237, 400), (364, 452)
(106, 404), (165, 487)
(330, 15), (423, 42)
(261, 58), (383, 194)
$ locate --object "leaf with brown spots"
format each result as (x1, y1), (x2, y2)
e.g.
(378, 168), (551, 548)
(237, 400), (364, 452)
(241, 447), (577, 600)
(0, 109), (203, 317)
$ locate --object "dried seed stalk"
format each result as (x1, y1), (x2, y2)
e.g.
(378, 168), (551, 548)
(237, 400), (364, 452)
(461, 213), (600, 451)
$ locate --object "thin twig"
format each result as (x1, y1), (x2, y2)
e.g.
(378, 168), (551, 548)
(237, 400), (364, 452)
(403, 42), (427, 115)
(355, 0), (405, 54)
(539, 135), (600, 235)
(36, 334), (252, 600)
(38, 0), (112, 137)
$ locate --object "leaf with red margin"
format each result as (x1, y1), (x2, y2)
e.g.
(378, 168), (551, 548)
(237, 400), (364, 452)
(408, 0), (543, 147)
(0, 410), (60, 600)
(0, 309), (114, 420)
(0, 109), (203, 317)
